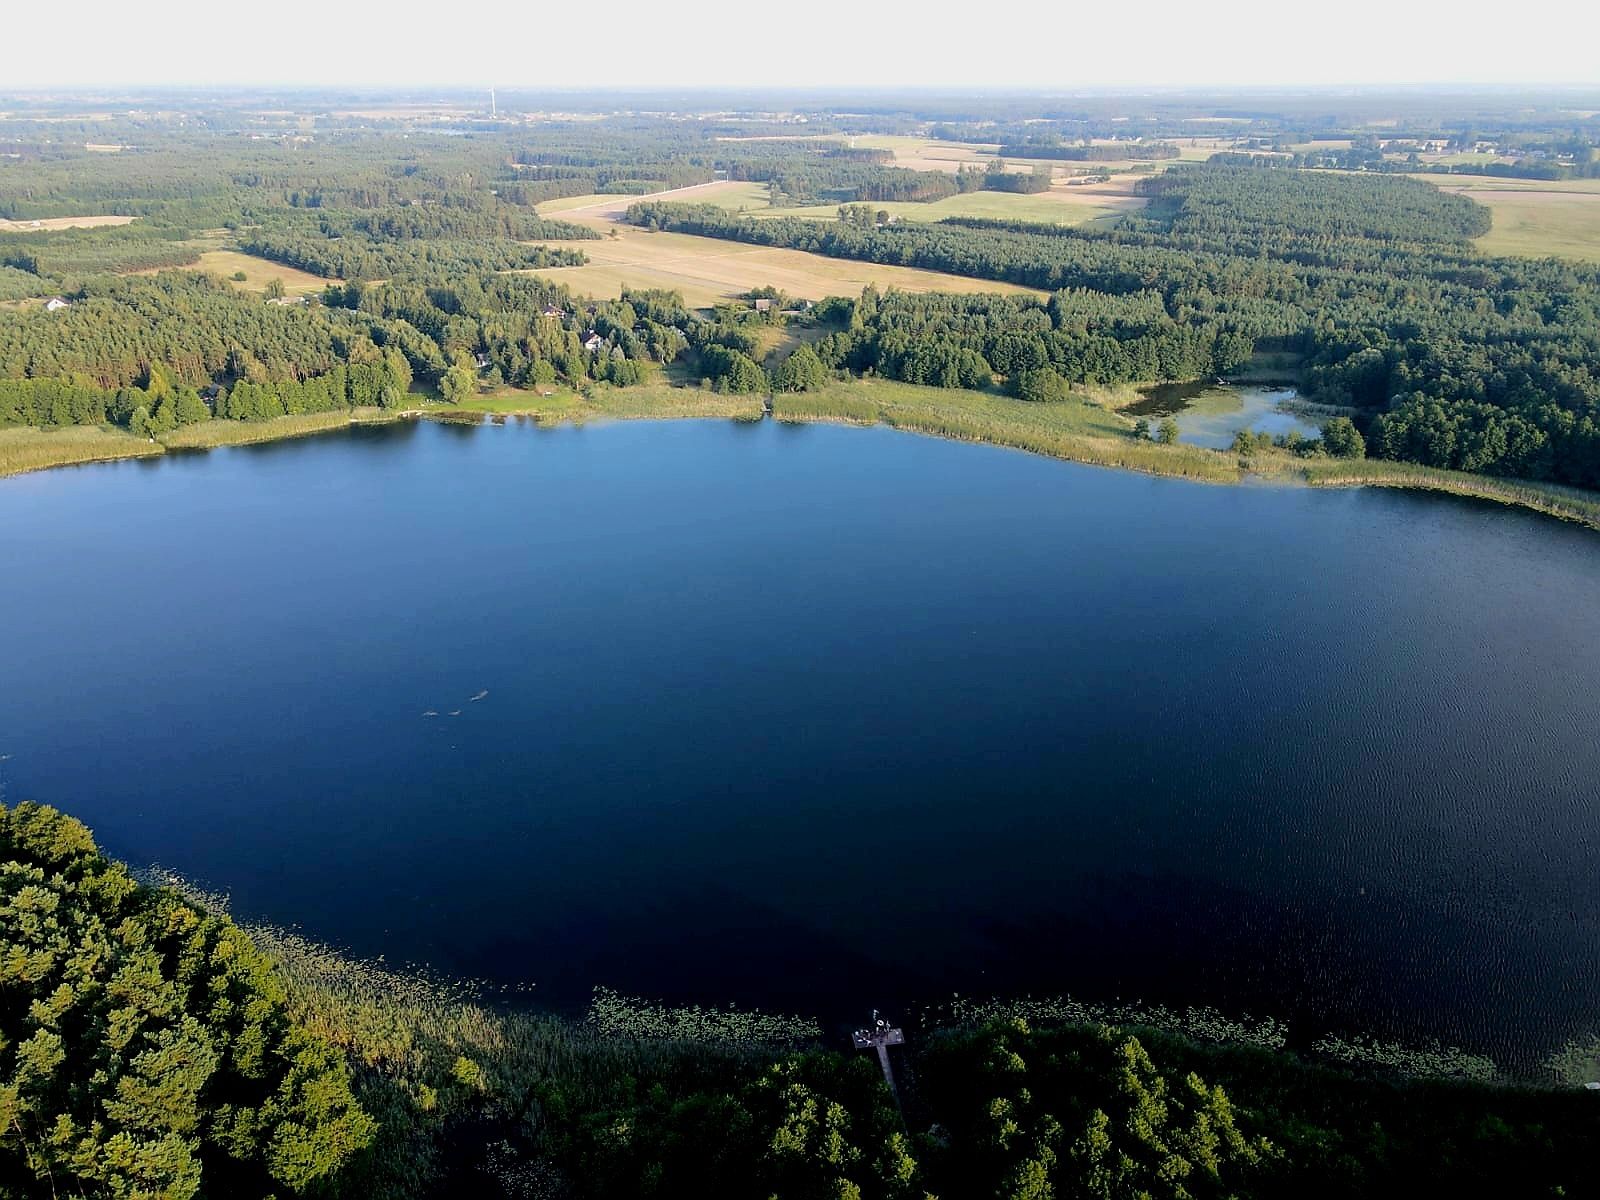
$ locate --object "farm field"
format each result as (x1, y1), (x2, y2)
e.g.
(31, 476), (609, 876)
(761, 187), (1135, 226)
(541, 174), (1143, 227)
(0, 214), (137, 232)
(848, 132), (1228, 175)
(1427, 175), (1600, 261)
(535, 181), (768, 219)
(525, 203), (1044, 306)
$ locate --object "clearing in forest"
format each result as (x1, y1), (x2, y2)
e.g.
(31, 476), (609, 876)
(184, 249), (331, 294)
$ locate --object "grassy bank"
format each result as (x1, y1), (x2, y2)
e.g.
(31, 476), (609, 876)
(773, 378), (1244, 482)
(438, 381), (764, 423)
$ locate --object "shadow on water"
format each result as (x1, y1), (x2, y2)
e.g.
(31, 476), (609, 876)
(1124, 378), (1222, 414)
(1126, 381), (1324, 449)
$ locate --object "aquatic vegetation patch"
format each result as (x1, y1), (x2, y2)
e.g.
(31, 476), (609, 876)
(585, 985), (822, 1048)
(936, 992), (1290, 1052)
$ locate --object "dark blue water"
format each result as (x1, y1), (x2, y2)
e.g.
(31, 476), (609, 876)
(4, 418), (1600, 1065)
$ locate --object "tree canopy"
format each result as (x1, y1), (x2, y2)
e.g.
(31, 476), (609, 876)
(0, 802), (373, 1200)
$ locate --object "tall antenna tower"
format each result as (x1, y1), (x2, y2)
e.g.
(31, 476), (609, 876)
(491, 88), (497, 119)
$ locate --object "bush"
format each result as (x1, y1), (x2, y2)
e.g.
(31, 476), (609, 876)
(772, 345), (829, 393)
(1321, 415), (1366, 458)
(1012, 367), (1069, 403)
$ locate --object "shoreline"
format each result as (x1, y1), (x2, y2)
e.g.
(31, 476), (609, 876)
(4, 385), (1597, 532)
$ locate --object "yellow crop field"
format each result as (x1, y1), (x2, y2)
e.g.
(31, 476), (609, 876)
(762, 187), (1135, 226)
(0, 215), (137, 232)
(523, 224), (1043, 307)
(1429, 176), (1600, 262)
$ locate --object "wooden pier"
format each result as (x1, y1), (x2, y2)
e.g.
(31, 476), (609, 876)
(852, 1012), (905, 1100)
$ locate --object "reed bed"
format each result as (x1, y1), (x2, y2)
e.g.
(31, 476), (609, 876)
(0, 424), (163, 477)
(584, 383), (764, 422)
(161, 408), (400, 449)
(13, 383), (1599, 539)
(934, 991), (1509, 1082)
(145, 868), (807, 1198)
(585, 986), (820, 1048)
(934, 993), (1289, 1053)
(1296, 456), (1600, 530)
(1545, 1035), (1600, 1086)
(1310, 1033), (1499, 1083)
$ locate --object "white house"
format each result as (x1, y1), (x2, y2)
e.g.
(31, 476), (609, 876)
(44, 296), (71, 312)
(583, 332), (604, 352)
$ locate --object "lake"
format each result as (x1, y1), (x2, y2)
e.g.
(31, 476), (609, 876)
(4, 417), (1600, 1068)
(1127, 381), (1324, 448)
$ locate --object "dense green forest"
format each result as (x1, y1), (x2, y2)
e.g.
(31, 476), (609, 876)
(5, 802), (1599, 1200)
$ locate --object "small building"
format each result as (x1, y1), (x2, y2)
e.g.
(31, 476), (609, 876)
(44, 296), (70, 312)
(753, 297), (774, 313)
(583, 332), (604, 352)
(542, 304), (564, 318)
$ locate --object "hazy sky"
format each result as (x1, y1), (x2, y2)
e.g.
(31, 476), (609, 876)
(7, 0), (1598, 90)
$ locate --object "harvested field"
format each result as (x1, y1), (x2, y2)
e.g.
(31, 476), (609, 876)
(522, 223), (1043, 307)
(0, 215), (137, 232)
(535, 180), (764, 221)
(1429, 176), (1600, 261)
(762, 186), (1137, 226)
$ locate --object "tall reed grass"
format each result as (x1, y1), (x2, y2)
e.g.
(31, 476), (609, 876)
(0, 424), (162, 477)
(1296, 456), (1600, 531)
(160, 408), (400, 449)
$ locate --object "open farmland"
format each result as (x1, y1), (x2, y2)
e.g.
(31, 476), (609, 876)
(530, 183), (1044, 305)
(761, 187), (1135, 226)
(1428, 176), (1600, 261)
(535, 180), (769, 219)
(851, 132), (1230, 174)
(0, 214), (137, 233)
(523, 224), (1044, 306)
